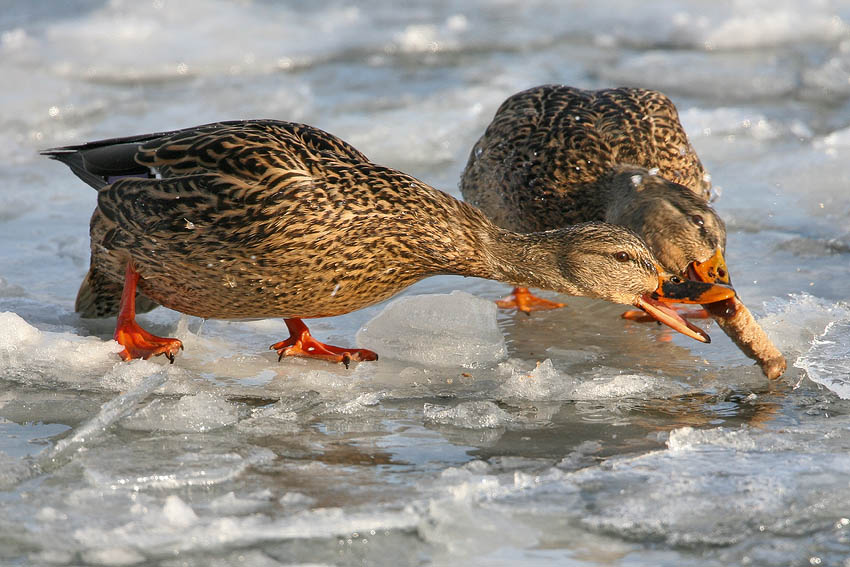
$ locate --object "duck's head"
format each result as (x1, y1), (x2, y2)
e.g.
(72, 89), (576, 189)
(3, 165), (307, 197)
(546, 222), (735, 342)
(603, 166), (731, 291)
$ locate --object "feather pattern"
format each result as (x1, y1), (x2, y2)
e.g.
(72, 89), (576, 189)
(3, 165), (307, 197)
(460, 85), (722, 276)
(44, 119), (692, 322)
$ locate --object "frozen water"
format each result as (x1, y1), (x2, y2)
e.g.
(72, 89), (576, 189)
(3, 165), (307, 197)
(3, 1), (850, 565)
(795, 320), (850, 399)
(121, 391), (239, 432)
(424, 401), (513, 429)
(357, 290), (507, 368)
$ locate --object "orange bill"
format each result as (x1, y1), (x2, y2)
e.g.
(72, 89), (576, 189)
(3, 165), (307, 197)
(632, 267), (737, 342)
(688, 248), (731, 285)
(634, 294), (713, 342)
(651, 271), (735, 304)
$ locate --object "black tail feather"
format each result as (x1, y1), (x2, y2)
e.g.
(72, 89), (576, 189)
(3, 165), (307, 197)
(41, 142), (153, 190)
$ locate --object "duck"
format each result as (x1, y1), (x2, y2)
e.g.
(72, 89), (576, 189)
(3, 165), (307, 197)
(460, 85), (732, 319)
(42, 120), (733, 366)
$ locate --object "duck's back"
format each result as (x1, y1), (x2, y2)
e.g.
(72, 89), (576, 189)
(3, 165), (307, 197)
(70, 120), (494, 320)
(461, 85), (710, 233)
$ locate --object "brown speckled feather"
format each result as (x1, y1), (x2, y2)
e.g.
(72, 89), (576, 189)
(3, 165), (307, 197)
(81, 121), (509, 319)
(45, 120), (691, 322)
(461, 85), (711, 234)
(35, 114), (745, 353)
(461, 86), (786, 378)
(461, 85), (724, 278)
(40, 118), (746, 358)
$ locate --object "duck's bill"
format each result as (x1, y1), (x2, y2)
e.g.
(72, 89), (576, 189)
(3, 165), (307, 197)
(688, 248), (732, 286)
(652, 274), (736, 304)
(634, 294), (712, 343)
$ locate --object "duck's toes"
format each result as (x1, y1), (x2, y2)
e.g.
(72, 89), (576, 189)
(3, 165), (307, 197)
(270, 338), (378, 369)
(114, 321), (183, 363)
(496, 287), (566, 315)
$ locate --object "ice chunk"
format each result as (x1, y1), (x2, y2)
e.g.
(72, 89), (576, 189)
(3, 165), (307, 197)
(496, 359), (577, 400)
(35, 369), (169, 479)
(80, 437), (276, 490)
(423, 401), (512, 429)
(497, 359), (679, 401)
(667, 426), (759, 452)
(279, 491), (316, 509)
(80, 546), (145, 566)
(0, 311), (128, 389)
(795, 320), (850, 399)
(0, 450), (34, 490)
(0, 311), (40, 349)
(704, 10), (845, 50)
(121, 392), (238, 432)
(163, 495), (198, 528)
(325, 391), (384, 415)
(356, 291), (507, 368)
(759, 294), (850, 354)
(814, 125), (850, 150)
(209, 490), (273, 515)
(570, 371), (667, 400)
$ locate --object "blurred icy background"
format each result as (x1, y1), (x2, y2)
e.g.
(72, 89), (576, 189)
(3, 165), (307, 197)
(2, 1), (850, 565)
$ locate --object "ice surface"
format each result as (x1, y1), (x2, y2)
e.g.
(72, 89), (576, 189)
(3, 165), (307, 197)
(356, 291), (507, 368)
(0, 312), (40, 348)
(758, 294), (850, 355)
(424, 401), (513, 429)
(495, 359), (682, 401)
(121, 391), (239, 432)
(4, 1), (850, 565)
(795, 320), (850, 399)
(679, 107), (782, 141)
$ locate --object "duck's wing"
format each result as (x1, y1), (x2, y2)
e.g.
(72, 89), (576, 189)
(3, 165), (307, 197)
(590, 87), (710, 198)
(42, 120), (373, 189)
(466, 85), (710, 201)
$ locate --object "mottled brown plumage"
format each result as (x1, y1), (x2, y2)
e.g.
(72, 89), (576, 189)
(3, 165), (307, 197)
(461, 85), (786, 378)
(43, 120), (733, 363)
(461, 85), (724, 276)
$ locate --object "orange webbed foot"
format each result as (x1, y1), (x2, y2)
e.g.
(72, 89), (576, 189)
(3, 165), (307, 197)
(114, 320), (183, 363)
(113, 262), (183, 363)
(271, 318), (378, 369)
(496, 287), (566, 315)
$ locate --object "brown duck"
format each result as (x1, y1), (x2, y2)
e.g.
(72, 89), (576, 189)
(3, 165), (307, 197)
(462, 85), (729, 310)
(461, 85), (786, 378)
(43, 120), (733, 366)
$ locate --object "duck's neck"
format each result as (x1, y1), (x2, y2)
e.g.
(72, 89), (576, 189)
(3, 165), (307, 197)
(473, 227), (583, 296)
(598, 168), (645, 230)
(417, 196), (580, 294)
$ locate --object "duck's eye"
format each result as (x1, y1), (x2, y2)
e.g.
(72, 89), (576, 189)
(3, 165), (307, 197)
(692, 214), (705, 227)
(670, 275), (683, 284)
(614, 251), (631, 262)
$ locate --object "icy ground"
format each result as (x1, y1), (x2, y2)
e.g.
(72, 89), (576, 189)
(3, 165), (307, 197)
(2, 1), (850, 566)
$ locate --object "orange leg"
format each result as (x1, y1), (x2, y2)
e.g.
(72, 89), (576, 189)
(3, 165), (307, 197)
(113, 263), (183, 363)
(496, 286), (566, 315)
(621, 307), (710, 322)
(270, 318), (378, 369)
